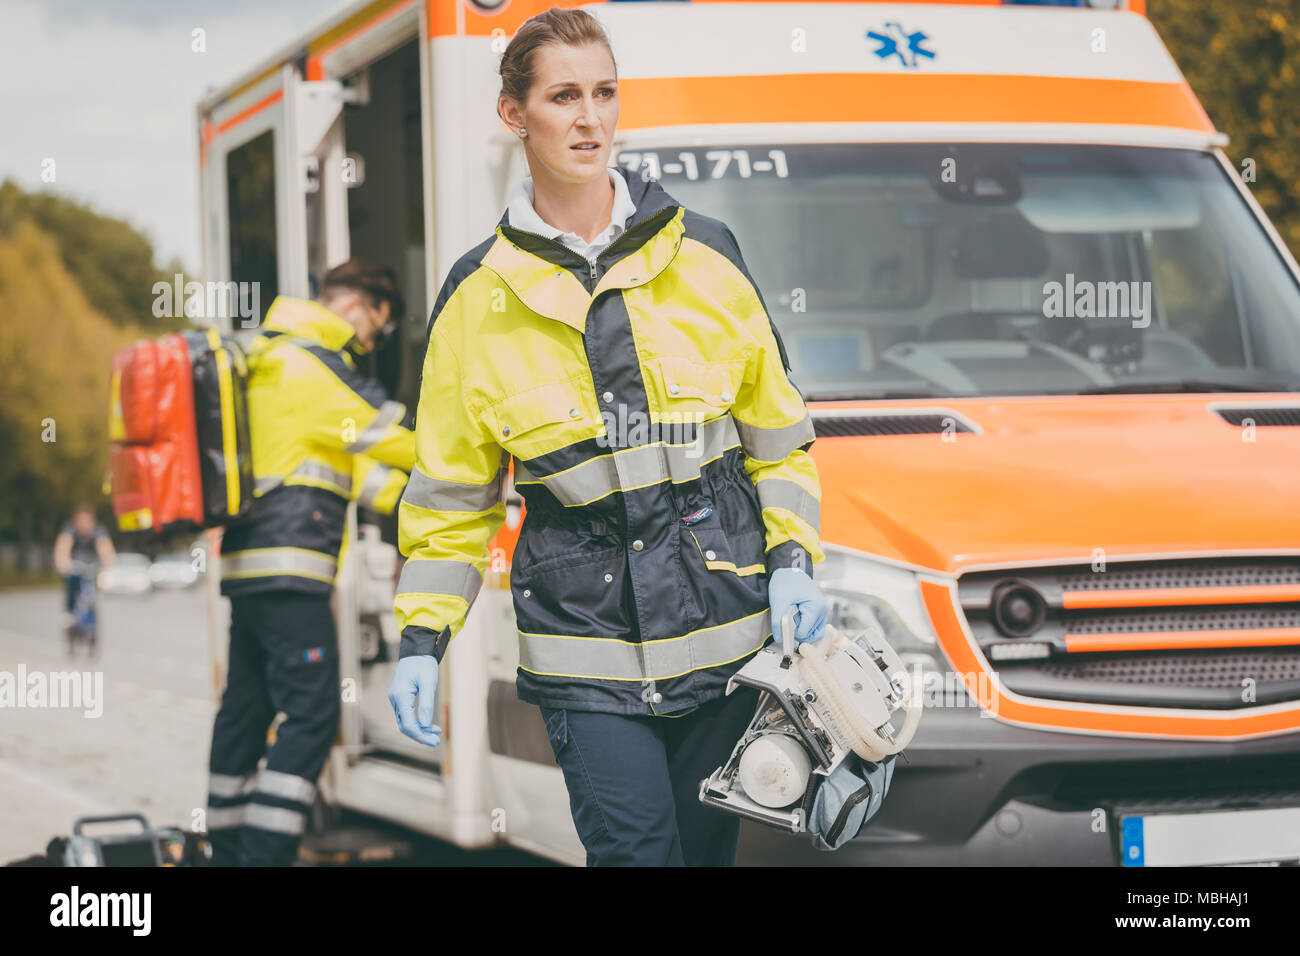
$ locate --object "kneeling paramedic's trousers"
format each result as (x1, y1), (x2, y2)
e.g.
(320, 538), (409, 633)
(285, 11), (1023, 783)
(541, 684), (760, 866)
(207, 590), (339, 866)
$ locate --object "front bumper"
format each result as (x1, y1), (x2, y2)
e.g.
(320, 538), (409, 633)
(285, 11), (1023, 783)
(736, 703), (1300, 865)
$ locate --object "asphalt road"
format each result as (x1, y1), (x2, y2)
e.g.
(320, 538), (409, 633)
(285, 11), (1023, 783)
(0, 584), (216, 864)
(0, 584), (549, 867)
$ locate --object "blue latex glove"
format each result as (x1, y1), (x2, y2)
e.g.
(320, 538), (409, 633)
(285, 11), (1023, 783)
(769, 566), (827, 644)
(388, 655), (442, 747)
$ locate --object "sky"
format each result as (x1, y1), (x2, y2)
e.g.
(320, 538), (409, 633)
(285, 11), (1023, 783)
(0, 0), (348, 271)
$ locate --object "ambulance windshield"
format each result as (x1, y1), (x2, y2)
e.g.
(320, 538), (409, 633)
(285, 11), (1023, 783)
(624, 144), (1300, 399)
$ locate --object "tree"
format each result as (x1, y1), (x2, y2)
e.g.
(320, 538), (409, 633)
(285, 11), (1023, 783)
(0, 179), (189, 333)
(1149, 0), (1300, 258)
(0, 181), (205, 567)
(0, 218), (137, 559)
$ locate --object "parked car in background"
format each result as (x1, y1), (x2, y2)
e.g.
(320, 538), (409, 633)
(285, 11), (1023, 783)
(149, 552), (199, 590)
(98, 553), (152, 596)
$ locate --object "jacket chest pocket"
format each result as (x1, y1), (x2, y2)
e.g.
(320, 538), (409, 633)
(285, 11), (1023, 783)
(482, 379), (599, 460)
(682, 510), (766, 577)
(648, 355), (745, 426)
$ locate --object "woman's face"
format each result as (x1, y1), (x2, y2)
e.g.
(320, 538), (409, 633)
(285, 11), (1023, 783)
(506, 42), (618, 186)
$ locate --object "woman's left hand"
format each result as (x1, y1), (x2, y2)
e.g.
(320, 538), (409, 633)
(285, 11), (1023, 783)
(768, 567), (827, 644)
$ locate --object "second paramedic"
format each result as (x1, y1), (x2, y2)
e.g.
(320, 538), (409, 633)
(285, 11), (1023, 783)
(391, 8), (827, 866)
(207, 259), (416, 866)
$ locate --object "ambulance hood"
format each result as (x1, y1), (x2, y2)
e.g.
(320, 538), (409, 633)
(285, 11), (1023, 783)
(813, 394), (1300, 573)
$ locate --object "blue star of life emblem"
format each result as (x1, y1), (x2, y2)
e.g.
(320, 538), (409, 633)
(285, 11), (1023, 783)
(866, 22), (937, 68)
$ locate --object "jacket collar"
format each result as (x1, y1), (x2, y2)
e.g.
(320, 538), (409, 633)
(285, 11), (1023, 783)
(484, 166), (686, 335)
(494, 164), (678, 242)
(504, 166), (638, 252)
(262, 296), (358, 352)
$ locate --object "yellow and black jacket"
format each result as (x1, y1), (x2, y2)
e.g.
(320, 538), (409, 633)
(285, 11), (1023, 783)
(396, 166), (823, 716)
(220, 297), (415, 597)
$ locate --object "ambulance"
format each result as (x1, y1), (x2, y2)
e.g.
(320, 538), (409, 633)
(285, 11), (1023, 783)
(198, 0), (1300, 866)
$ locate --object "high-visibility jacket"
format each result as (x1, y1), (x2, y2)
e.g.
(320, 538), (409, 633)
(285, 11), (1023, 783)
(220, 297), (416, 596)
(396, 165), (823, 716)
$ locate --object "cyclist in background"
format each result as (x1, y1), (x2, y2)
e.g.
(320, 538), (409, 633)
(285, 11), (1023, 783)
(52, 506), (116, 655)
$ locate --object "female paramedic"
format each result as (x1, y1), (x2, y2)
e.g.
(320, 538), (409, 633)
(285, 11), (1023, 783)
(389, 7), (827, 866)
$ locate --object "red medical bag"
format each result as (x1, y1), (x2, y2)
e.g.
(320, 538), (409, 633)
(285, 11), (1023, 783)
(107, 330), (252, 534)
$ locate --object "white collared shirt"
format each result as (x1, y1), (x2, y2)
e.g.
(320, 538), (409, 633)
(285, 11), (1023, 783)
(506, 167), (637, 262)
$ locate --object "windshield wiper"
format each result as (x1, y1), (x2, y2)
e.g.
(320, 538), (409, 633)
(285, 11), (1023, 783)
(1074, 379), (1299, 395)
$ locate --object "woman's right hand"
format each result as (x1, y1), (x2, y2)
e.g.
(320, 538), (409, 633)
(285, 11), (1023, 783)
(389, 655), (442, 747)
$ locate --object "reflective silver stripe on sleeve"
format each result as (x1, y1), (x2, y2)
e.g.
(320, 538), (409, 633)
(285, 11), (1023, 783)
(518, 608), (770, 681)
(396, 558), (482, 606)
(347, 400), (406, 453)
(208, 772), (258, 799)
(222, 547), (338, 582)
(734, 412), (815, 463)
(356, 463), (394, 509)
(755, 478), (821, 532)
(243, 803), (306, 835)
(293, 460), (353, 493)
(402, 465), (504, 513)
(258, 461), (352, 497)
(255, 769), (317, 806)
(205, 805), (247, 830)
(515, 415), (741, 507)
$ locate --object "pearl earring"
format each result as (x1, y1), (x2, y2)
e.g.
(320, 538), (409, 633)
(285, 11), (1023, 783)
(518, 127), (526, 136)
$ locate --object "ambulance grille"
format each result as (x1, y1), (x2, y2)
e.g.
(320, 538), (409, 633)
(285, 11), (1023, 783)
(1213, 406), (1300, 427)
(811, 411), (977, 437)
(998, 649), (1300, 709)
(957, 556), (1300, 709)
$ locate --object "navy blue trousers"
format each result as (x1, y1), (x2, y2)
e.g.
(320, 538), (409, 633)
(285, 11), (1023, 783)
(540, 685), (761, 866)
(207, 591), (340, 866)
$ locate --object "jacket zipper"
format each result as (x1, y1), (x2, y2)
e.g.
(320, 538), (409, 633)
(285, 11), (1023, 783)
(826, 775), (875, 845)
(499, 203), (679, 710)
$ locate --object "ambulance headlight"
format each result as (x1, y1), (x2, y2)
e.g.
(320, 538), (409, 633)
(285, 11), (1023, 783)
(816, 545), (944, 673)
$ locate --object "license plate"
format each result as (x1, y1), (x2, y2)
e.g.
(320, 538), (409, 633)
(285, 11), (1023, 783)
(1120, 805), (1300, 866)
